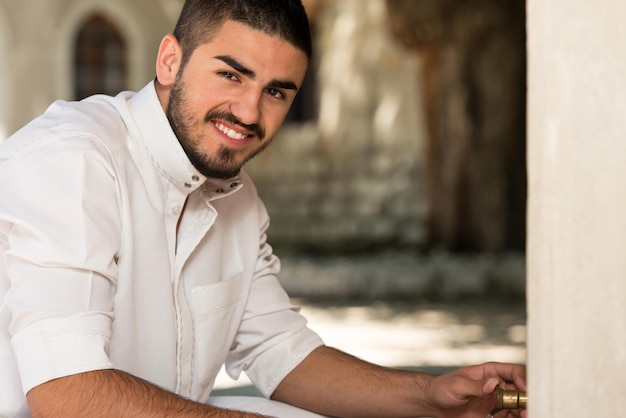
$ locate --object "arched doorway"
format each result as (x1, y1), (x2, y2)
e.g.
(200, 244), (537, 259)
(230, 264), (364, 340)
(74, 14), (128, 100)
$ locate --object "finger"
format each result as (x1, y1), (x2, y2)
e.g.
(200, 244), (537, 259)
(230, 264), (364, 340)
(481, 363), (527, 391)
(482, 377), (500, 395)
(450, 375), (499, 400)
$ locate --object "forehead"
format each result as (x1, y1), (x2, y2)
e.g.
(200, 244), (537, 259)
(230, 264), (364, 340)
(191, 20), (309, 85)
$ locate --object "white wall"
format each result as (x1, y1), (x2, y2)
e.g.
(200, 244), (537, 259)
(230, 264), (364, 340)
(527, 0), (626, 415)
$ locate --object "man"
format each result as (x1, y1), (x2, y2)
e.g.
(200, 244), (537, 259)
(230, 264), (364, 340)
(0, 0), (526, 417)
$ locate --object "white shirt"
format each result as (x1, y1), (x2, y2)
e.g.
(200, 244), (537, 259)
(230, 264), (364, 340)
(0, 82), (324, 417)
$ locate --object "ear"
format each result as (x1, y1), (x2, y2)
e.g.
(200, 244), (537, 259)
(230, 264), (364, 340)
(156, 34), (182, 86)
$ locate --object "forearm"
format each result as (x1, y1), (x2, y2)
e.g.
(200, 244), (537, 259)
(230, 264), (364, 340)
(27, 369), (266, 418)
(273, 346), (527, 418)
(271, 346), (437, 418)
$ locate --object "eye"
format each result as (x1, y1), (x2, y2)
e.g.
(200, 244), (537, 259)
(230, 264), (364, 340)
(265, 87), (286, 100)
(219, 71), (240, 82)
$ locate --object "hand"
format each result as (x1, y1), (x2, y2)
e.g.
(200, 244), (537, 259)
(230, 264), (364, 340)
(425, 362), (527, 418)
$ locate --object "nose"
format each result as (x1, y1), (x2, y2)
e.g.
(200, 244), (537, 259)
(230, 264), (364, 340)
(230, 88), (262, 126)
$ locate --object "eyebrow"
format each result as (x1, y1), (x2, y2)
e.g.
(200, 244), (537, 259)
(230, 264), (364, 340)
(214, 55), (299, 92)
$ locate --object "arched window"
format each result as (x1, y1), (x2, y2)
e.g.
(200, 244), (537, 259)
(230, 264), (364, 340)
(74, 14), (127, 100)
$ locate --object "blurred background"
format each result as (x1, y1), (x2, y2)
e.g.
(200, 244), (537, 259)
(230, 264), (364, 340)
(0, 0), (527, 392)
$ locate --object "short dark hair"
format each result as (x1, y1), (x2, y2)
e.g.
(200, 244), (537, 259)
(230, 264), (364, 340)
(173, 0), (312, 69)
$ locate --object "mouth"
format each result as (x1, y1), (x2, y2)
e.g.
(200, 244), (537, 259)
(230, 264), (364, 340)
(214, 122), (252, 141)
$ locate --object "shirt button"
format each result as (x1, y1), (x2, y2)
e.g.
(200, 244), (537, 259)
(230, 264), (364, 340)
(192, 175), (200, 182)
(172, 206), (181, 215)
(230, 182), (239, 188)
(184, 182), (192, 188)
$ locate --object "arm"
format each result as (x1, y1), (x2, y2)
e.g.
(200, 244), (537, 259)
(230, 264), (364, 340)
(272, 346), (527, 418)
(27, 370), (268, 418)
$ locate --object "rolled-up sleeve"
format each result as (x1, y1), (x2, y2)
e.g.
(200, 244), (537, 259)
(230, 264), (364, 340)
(1, 135), (121, 393)
(225, 201), (324, 398)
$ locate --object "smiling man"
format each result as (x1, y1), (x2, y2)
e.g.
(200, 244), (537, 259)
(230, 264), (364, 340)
(161, 20), (306, 180)
(0, 1), (526, 417)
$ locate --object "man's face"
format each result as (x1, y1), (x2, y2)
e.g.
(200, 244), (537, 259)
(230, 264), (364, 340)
(163, 21), (308, 179)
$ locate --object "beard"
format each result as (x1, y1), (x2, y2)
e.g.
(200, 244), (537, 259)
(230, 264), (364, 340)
(166, 75), (268, 180)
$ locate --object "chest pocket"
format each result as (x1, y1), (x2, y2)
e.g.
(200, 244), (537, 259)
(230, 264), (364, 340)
(187, 272), (248, 401)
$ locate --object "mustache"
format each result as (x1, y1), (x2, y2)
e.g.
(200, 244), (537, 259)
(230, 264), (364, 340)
(205, 111), (265, 140)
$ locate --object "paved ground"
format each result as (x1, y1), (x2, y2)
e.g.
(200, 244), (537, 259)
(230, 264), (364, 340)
(211, 298), (527, 396)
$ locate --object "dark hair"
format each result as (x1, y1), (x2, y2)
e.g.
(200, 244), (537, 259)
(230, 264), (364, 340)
(173, 0), (312, 69)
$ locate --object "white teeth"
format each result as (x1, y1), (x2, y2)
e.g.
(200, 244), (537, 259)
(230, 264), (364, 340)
(216, 123), (248, 140)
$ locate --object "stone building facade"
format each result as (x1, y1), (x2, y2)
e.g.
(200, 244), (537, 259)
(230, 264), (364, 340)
(0, 0), (184, 136)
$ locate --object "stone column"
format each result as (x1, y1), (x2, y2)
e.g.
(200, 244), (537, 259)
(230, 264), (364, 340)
(527, 1), (626, 416)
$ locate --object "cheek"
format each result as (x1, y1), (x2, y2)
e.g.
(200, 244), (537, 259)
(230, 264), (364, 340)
(261, 114), (287, 140)
(183, 80), (228, 111)
(263, 102), (292, 129)
(184, 91), (210, 113)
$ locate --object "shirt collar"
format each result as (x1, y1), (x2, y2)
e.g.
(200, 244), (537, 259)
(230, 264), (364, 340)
(201, 176), (244, 201)
(128, 81), (241, 194)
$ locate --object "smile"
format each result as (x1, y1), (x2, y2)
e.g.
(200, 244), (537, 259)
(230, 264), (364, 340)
(215, 122), (250, 140)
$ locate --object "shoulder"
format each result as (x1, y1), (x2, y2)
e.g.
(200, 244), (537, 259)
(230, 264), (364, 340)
(44, 94), (130, 142)
(1, 93), (133, 163)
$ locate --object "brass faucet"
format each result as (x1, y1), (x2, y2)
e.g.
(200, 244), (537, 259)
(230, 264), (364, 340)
(489, 386), (527, 415)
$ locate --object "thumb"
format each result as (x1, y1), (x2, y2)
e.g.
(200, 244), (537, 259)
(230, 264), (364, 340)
(430, 374), (500, 410)
(448, 376), (499, 400)
(482, 377), (500, 395)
